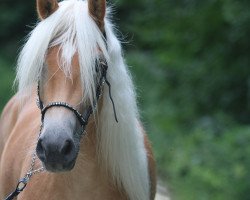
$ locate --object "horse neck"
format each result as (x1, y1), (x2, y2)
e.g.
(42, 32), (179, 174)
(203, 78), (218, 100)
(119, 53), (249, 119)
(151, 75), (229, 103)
(79, 120), (98, 160)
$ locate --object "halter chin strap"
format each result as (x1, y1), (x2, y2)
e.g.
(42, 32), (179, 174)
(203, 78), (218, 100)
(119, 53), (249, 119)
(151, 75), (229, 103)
(36, 59), (118, 134)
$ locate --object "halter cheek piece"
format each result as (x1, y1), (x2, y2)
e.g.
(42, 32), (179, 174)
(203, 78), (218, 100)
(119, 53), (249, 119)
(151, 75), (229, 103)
(37, 60), (118, 134)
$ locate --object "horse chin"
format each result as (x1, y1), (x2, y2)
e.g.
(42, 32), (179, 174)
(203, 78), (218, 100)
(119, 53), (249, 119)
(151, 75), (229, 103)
(42, 158), (77, 173)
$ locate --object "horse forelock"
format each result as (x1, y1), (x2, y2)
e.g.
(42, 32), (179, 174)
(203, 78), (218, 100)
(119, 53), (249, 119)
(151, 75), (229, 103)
(16, 0), (108, 107)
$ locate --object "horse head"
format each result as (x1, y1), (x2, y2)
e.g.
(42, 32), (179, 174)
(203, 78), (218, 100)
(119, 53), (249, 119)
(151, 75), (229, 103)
(34, 0), (107, 172)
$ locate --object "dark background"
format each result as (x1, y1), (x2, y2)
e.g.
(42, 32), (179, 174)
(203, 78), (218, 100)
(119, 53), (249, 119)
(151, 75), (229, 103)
(0, 0), (250, 199)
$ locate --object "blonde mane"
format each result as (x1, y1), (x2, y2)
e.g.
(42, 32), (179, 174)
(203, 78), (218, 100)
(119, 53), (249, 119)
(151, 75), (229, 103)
(16, 1), (150, 199)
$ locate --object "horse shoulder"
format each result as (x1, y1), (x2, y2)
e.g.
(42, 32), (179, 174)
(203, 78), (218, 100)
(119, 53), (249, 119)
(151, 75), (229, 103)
(0, 95), (19, 157)
(141, 126), (157, 200)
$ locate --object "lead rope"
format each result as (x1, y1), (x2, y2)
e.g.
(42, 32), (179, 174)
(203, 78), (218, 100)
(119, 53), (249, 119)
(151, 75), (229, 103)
(4, 125), (44, 200)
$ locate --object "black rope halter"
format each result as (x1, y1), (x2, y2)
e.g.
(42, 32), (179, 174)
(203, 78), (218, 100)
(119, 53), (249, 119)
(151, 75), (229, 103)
(4, 22), (119, 200)
(37, 59), (118, 132)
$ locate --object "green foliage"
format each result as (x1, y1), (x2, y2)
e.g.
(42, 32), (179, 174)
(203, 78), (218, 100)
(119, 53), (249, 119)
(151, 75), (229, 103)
(0, 1), (35, 46)
(0, 0), (250, 199)
(0, 56), (15, 110)
(118, 0), (250, 199)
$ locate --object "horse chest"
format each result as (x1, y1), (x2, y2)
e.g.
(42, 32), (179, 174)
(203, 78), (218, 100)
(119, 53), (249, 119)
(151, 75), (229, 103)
(16, 160), (128, 200)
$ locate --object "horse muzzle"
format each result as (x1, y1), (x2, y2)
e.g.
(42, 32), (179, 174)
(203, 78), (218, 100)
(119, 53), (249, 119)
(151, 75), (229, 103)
(36, 132), (77, 172)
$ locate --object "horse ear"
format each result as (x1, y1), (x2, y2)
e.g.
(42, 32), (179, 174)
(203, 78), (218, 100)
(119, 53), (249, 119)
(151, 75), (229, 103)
(36, 0), (59, 20)
(88, 0), (106, 30)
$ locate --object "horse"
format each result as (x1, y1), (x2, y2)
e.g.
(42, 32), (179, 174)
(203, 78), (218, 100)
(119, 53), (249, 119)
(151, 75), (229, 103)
(0, 0), (156, 199)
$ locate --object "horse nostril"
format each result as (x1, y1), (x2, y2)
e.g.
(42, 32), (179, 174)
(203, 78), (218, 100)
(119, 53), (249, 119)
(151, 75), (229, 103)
(60, 140), (74, 156)
(36, 139), (46, 162)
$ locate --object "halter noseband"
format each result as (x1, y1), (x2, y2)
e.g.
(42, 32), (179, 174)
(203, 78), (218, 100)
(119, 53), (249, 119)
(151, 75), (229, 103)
(36, 59), (118, 134)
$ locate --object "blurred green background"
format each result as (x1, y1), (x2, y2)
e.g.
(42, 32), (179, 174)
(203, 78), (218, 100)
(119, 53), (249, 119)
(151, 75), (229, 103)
(0, 0), (250, 199)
